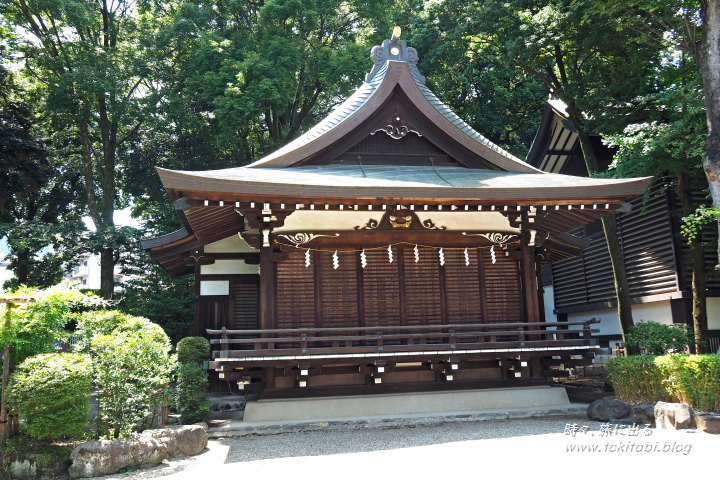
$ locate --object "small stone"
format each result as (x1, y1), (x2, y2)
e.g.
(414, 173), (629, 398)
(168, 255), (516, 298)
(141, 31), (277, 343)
(587, 397), (631, 422)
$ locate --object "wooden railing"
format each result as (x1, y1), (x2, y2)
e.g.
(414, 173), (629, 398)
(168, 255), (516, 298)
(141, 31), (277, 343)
(207, 319), (600, 359)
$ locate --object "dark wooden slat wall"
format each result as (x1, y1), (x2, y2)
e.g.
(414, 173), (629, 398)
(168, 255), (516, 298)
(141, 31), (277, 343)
(551, 187), (683, 311)
(356, 248), (401, 327)
(275, 245), (524, 329)
(483, 250), (524, 323)
(317, 250), (360, 329)
(403, 247), (443, 326)
(233, 281), (259, 330)
(276, 253), (316, 329)
(443, 249), (483, 324)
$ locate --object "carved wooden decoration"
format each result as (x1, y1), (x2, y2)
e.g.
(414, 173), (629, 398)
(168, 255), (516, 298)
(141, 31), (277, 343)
(278, 232), (340, 246)
(462, 232), (518, 246)
(355, 208), (446, 231)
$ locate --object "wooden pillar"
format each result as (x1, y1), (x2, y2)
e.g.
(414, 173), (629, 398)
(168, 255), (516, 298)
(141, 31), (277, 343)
(521, 242), (541, 324)
(259, 246), (276, 330)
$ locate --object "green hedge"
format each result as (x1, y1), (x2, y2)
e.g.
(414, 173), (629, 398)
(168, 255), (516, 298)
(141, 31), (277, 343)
(175, 336), (210, 424)
(607, 354), (720, 411)
(176, 363), (210, 424)
(8, 353), (93, 440)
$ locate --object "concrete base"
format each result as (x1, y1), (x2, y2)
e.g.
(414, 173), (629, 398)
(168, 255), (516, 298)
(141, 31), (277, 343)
(243, 386), (570, 423)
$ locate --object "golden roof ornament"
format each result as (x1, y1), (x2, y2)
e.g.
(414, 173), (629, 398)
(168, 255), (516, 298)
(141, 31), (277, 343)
(366, 27), (425, 84)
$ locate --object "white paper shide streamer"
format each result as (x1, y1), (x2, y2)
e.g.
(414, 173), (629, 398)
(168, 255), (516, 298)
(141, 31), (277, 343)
(333, 250), (339, 269)
(305, 249), (311, 267)
(414, 244), (420, 263)
(464, 248), (470, 266)
(438, 247), (445, 266)
(360, 249), (367, 268)
(388, 244), (394, 263)
(490, 245), (497, 264)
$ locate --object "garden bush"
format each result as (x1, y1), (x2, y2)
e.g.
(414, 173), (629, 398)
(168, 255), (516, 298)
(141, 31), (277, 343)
(175, 336), (210, 424)
(73, 310), (166, 353)
(624, 321), (693, 355)
(177, 336), (210, 366)
(606, 355), (666, 404)
(175, 363), (210, 424)
(607, 354), (720, 411)
(91, 327), (175, 439)
(654, 354), (720, 411)
(7, 353), (92, 440)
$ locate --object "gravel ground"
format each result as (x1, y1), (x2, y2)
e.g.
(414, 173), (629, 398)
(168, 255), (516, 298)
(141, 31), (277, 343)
(86, 414), (717, 480)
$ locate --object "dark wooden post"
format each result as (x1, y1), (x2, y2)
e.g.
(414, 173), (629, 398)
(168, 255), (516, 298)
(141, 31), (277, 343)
(521, 236), (541, 324)
(259, 246), (276, 331)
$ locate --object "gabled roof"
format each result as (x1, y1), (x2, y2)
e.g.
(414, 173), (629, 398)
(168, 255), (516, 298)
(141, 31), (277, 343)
(247, 55), (537, 171)
(146, 31), (652, 274)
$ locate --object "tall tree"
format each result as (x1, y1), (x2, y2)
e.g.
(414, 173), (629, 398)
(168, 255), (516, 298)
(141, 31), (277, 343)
(594, 0), (720, 270)
(422, 0), (660, 347)
(605, 61), (712, 352)
(409, 5), (547, 157)
(0, 65), (85, 290)
(0, 0), (166, 298)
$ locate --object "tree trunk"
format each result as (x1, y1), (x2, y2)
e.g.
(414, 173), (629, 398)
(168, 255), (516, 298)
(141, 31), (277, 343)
(100, 248), (115, 299)
(676, 173), (709, 353)
(565, 103), (636, 351)
(0, 303), (15, 446)
(15, 249), (29, 286)
(701, 0), (720, 270)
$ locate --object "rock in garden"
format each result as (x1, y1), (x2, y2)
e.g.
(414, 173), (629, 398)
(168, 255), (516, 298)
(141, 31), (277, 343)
(630, 404), (656, 426)
(8, 447), (72, 480)
(68, 437), (168, 479)
(142, 425), (208, 457)
(587, 397), (631, 421)
(654, 402), (694, 430)
(610, 416), (645, 426)
(693, 412), (720, 434)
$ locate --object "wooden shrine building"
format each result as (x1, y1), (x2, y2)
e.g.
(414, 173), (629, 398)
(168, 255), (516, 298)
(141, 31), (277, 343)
(143, 32), (651, 398)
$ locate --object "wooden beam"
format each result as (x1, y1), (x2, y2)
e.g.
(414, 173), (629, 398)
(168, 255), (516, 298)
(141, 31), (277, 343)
(259, 247), (276, 330)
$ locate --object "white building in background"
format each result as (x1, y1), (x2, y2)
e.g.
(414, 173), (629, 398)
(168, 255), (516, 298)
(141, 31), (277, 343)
(0, 238), (13, 289)
(68, 254), (125, 290)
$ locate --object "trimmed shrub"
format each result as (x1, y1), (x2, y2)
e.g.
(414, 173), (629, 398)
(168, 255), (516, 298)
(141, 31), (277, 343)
(606, 355), (666, 404)
(607, 354), (720, 411)
(74, 310), (164, 353)
(92, 328), (175, 439)
(175, 337), (210, 424)
(624, 321), (693, 355)
(176, 363), (210, 424)
(655, 354), (720, 411)
(177, 336), (210, 366)
(7, 353), (92, 440)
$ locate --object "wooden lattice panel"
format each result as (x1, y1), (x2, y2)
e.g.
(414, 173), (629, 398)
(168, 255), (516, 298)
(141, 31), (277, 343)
(362, 247), (402, 327)
(317, 250), (360, 328)
(443, 248), (484, 324)
(276, 252), (316, 329)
